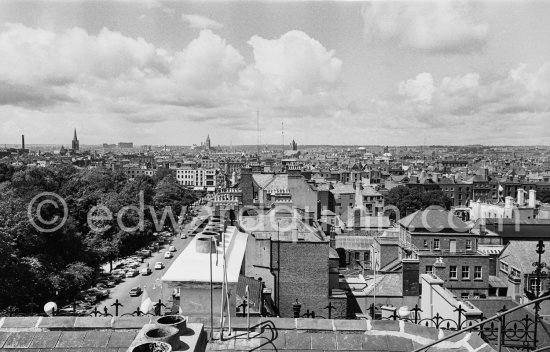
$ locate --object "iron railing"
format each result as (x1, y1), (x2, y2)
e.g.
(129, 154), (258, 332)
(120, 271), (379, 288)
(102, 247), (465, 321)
(412, 293), (550, 352)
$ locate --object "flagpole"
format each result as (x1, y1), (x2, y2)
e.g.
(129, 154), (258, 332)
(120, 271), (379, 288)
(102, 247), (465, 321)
(210, 237), (213, 341)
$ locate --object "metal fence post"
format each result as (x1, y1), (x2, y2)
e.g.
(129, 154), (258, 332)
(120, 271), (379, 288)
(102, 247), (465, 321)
(496, 313), (503, 352)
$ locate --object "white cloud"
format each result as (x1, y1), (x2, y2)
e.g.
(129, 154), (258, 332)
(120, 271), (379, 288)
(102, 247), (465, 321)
(0, 23), (166, 86)
(385, 63), (550, 139)
(362, 1), (489, 53)
(242, 30), (342, 94)
(0, 23), (349, 141)
(398, 72), (436, 104)
(171, 30), (244, 89)
(181, 13), (223, 29)
(162, 7), (176, 17)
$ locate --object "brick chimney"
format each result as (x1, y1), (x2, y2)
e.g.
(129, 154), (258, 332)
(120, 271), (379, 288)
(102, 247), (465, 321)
(402, 259), (420, 296)
(240, 167), (254, 206)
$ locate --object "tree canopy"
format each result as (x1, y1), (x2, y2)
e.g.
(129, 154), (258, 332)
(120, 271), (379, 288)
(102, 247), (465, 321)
(0, 165), (199, 313)
(384, 185), (453, 220)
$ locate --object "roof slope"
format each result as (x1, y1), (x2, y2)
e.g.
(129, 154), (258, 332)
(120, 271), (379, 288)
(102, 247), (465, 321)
(399, 208), (470, 233)
(499, 241), (550, 273)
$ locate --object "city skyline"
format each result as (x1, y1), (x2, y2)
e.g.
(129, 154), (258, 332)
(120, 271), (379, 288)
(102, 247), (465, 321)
(1, 0), (550, 146)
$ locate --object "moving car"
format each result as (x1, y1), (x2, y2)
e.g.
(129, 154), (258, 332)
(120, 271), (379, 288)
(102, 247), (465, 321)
(129, 287), (142, 297)
(154, 262), (164, 270)
(180, 233), (188, 239)
(164, 251), (172, 259)
(140, 266), (152, 276)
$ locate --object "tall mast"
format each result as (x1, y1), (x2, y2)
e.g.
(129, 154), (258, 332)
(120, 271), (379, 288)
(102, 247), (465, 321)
(282, 121), (284, 152)
(256, 110), (260, 158)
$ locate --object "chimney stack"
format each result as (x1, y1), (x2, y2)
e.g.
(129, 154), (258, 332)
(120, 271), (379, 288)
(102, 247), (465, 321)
(21, 135), (25, 150)
(529, 190), (536, 207)
(517, 189), (525, 206)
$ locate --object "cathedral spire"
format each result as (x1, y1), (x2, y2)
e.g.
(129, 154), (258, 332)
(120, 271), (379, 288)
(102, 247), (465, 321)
(72, 128), (79, 152)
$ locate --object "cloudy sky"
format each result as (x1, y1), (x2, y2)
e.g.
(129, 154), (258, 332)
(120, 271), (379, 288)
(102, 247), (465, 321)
(0, 0), (549, 146)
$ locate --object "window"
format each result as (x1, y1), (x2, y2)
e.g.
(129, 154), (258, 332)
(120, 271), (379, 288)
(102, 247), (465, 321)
(474, 266), (482, 280)
(500, 262), (509, 273)
(433, 239), (440, 250)
(426, 265), (433, 274)
(423, 240), (428, 248)
(461, 292), (469, 299)
(511, 268), (521, 277)
(466, 240), (472, 250)
(462, 266), (470, 279)
(450, 266), (457, 279)
(529, 278), (542, 294)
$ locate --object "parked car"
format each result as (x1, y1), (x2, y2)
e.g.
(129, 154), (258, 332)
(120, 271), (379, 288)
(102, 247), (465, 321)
(129, 287), (142, 297)
(141, 249), (152, 257)
(169, 245), (176, 252)
(82, 295), (97, 304)
(84, 288), (110, 299)
(180, 233), (188, 239)
(164, 251), (172, 259)
(58, 305), (88, 316)
(111, 268), (124, 274)
(127, 262), (141, 269)
(140, 266), (152, 276)
(125, 269), (139, 278)
(154, 262), (164, 270)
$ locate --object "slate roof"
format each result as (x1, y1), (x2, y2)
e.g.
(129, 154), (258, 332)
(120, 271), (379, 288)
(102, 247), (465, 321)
(363, 272), (403, 296)
(488, 275), (507, 288)
(330, 183), (355, 194)
(499, 241), (550, 273)
(335, 236), (374, 250)
(399, 208), (470, 233)
(236, 275), (263, 313)
(361, 187), (381, 196)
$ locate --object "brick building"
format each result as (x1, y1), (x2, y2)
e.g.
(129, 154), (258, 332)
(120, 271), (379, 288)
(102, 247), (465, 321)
(399, 208), (491, 298)
(242, 213), (340, 317)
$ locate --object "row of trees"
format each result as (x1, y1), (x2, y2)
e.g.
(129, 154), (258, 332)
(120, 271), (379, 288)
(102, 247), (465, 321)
(0, 165), (200, 313)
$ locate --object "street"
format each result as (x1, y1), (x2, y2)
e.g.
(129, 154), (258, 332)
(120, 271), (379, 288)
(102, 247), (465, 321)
(97, 229), (195, 315)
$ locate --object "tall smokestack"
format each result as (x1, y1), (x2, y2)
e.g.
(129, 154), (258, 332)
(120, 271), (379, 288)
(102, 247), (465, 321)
(21, 135), (25, 150)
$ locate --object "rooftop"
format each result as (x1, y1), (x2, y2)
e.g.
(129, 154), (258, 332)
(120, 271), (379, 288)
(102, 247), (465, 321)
(0, 316), (495, 352)
(161, 225), (248, 284)
(400, 208), (470, 233)
(240, 215), (326, 242)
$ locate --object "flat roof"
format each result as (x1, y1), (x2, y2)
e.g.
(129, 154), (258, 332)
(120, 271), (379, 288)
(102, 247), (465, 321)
(161, 225), (248, 284)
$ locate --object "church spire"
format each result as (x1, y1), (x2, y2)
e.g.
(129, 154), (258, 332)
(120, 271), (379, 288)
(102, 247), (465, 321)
(71, 128), (79, 152)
